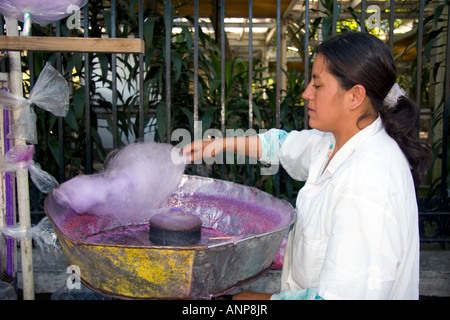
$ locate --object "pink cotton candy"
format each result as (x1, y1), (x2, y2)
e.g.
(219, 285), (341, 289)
(52, 141), (186, 223)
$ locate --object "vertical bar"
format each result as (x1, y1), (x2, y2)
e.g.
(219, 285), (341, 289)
(304, 0), (310, 129)
(275, 0), (281, 197)
(3, 104), (15, 279)
(416, 0), (424, 107)
(248, 0), (253, 130)
(220, 0), (226, 135)
(247, 0), (253, 186)
(332, 0), (338, 37)
(139, 0), (145, 141)
(276, 0), (281, 129)
(441, 2), (450, 211)
(360, 0), (366, 33)
(220, 0), (225, 178)
(193, 0), (199, 135)
(111, 0), (118, 148)
(0, 12), (15, 284)
(389, 0), (396, 53)
(164, 0), (171, 143)
(83, 4), (92, 174)
(55, 22), (65, 182)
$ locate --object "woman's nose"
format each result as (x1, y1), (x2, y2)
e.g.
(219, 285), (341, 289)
(302, 82), (314, 101)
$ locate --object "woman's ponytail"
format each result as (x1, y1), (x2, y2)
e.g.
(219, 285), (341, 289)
(380, 96), (432, 185)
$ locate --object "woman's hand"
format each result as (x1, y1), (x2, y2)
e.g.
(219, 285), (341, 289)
(181, 139), (221, 163)
(181, 135), (261, 163)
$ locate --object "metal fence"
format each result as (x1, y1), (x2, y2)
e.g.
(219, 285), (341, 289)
(1, 0), (449, 244)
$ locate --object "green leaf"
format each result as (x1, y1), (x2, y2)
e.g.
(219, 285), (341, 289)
(180, 107), (194, 131)
(179, 25), (193, 51)
(156, 102), (167, 142)
(209, 79), (221, 95)
(201, 107), (217, 132)
(434, 4), (445, 25)
(72, 52), (83, 74)
(252, 101), (262, 127)
(172, 52), (182, 81)
(90, 126), (106, 161)
(73, 87), (85, 119)
(97, 53), (109, 83)
(64, 108), (79, 131)
(48, 114), (57, 131)
(48, 137), (61, 167)
(144, 18), (156, 50)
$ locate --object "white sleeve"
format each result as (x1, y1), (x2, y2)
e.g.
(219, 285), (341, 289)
(258, 129), (329, 181)
(257, 129), (289, 164)
(278, 129), (329, 181)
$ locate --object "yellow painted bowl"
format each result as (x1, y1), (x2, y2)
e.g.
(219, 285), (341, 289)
(44, 175), (295, 299)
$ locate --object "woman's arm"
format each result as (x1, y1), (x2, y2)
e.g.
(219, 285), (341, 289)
(181, 135), (262, 163)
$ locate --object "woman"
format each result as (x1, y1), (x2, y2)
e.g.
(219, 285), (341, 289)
(182, 32), (432, 300)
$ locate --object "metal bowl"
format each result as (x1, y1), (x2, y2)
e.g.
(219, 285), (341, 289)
(44, 175), (295, 299)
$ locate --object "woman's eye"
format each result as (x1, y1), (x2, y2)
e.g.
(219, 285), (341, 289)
(313, 84), (320, 89)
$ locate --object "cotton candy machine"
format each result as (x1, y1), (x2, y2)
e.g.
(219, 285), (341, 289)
(44, 175), (295, 300)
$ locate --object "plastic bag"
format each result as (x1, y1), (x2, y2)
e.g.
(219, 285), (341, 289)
(0, 225), (32, 240)
(0, 62), (69, 144)
(27, 62), (70, 117)
(0, 0), (88, 26)
(0, 217), (66, 269)
(0, 281), (17, 300)
(31, 217), (66, 268)
(0, 145), (59, 194)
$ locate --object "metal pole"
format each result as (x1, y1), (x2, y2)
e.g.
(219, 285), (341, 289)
(139, 0), (146, 141)
(332, 0), (338, 37)
(276, 0), (281, 129)
(275, 0), (281, 197)
(83, 4), (92, 174)
(220, 0), (226, 135)
(389, 0), (395, 53)
(416, 0), (424, 108)
(164, 0), (171, 143)
(111, 0), (118, 148)
(304, 0), (310, 129)
(360, 0), (366, 33)
(248, 0), (253, 186)
(441, 2), (450, 211)
(193, 0), (199, 136)
(220, 0), (225, 178)
(248, 0), (253, 130)
(55, 22), (65, 182)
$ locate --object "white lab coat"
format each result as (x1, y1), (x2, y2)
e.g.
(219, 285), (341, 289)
(264, 117), (419, 300)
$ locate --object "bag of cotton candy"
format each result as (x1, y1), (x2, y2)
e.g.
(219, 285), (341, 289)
(52, 141), (186, 223)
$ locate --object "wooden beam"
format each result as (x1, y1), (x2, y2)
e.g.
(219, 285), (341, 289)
(0, 36), (145, 54)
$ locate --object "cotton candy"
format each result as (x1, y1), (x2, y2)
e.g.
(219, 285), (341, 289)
(52, 141), (186, 223)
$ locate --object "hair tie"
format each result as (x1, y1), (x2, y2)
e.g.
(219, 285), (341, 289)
(383, 83), (405, 109)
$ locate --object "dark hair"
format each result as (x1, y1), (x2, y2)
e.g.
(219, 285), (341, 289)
(316, 31), (432, 185)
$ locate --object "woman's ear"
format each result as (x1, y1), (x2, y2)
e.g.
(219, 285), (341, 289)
(347, 84), (367, 111)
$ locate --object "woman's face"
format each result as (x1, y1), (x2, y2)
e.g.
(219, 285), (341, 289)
(302, 53), (347, 133)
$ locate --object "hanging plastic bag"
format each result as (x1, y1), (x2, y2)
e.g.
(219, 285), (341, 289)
(28, 163), (59, 194)
(0, 0), (88, 26)
(0, 217), (66, 269)
(0, 144), (59, 194)
(0, 62), (69, 144)
(26, 62), (70, 117)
